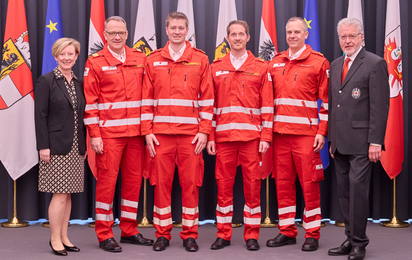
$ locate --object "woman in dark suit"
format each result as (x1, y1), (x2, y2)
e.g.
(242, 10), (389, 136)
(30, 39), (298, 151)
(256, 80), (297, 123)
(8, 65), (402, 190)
(35, 38), (85, 256)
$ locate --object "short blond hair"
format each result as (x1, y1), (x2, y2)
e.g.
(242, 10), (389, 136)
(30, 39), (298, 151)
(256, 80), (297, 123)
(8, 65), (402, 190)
(52, 37), (81, 57)
(165, 12), (189, 27)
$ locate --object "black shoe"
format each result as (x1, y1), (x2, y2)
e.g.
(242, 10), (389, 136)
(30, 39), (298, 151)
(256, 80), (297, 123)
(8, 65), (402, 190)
(63, 243), (80, 252)
(153, 237), (169, 251)
(49, 241), (68, 256)
(246, 239), (260, 251)
(120, 233), (154, 246)
(183, 237), (199, 252)
(266, 233), (296, 247)
(301, 237), (319, 251)
(328, 240), (352, 256)
(348, 246), (366, 260)
(210, 237), (231, 250)
(99, 237), (122, 252)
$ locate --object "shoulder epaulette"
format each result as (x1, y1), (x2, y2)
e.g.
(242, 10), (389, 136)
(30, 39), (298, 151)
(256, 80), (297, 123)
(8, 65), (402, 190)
(192, 47), (206, 54)
(274, 51), (285, 57)
(151, 48), (163, 54)
(311, 50), (324, 57)
(256, 57), (266, 63)
(91, 53), (99, 57)
(133, 48), (142, 53)
(212, 57), (224, 64)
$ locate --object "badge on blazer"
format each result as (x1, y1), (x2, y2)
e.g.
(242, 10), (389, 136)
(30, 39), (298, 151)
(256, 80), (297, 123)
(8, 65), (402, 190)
(352, 88), (361, 99)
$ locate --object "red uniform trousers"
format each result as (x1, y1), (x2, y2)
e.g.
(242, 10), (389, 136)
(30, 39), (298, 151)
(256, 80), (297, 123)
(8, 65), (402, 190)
(273, 133), (323, 240)
(95, 136), (144, 242)
(215, 140), (261, 242)
(151, 134), (203, 241)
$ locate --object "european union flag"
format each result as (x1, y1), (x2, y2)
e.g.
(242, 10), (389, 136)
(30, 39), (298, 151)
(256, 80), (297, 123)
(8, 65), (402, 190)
(42, 0), (63, 74)
(304, 0), (329, 169)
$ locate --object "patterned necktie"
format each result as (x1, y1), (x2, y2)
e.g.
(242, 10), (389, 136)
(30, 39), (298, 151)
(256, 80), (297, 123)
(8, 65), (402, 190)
(341, 58), (351, 84)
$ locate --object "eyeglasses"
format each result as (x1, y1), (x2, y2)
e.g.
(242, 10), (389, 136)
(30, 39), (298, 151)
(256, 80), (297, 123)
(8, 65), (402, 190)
(105, 31), (127, 38)
(339, 33), (361, 41)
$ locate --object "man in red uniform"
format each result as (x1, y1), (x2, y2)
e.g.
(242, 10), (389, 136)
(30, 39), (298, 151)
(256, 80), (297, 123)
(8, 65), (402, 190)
(142, 12), (213, 252)
(266, 17), (329, 252)
(83, 16), (153, 253)
(207, 20), (274, 251)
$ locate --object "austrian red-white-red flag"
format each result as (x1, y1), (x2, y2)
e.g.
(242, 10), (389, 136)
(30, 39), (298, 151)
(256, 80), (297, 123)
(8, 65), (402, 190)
(177, 0), (196, 47)
(88, 0), (105, 56)
(381, 0), (403, 179)
(259, 0), (277, 179)
(258, 0), (278, 62)
(87, 0), (105, 179)
(0, 0), (37, 180)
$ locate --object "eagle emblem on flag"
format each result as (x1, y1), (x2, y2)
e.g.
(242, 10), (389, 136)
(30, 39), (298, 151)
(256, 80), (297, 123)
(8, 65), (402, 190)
(384, 37), (402, 98)
(214, 38), (231, 61)
(133, 35), (155, 57)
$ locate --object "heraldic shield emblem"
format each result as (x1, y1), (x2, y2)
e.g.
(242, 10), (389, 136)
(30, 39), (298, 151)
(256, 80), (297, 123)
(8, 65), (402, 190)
(0, 31), (32, 110)
(214, 38), (231, 61)
(133, 36), (155, 57)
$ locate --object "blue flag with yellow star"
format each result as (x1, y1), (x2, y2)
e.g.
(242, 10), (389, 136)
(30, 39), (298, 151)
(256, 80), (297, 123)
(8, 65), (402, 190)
(304, 0), (329, 169)
(42, 0), (63, 74)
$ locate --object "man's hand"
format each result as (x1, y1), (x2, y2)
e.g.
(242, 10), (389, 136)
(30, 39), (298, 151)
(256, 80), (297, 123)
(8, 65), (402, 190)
(39, 149), (51, 163)
(329, 146), (334, 159)
(368, 144), (382, 163)
(313, 134), (325, 153)
(145, 134), (159, 157)
(207, 141), (216, 155)
(259, 141), (270, 153)
(91, 137), (104, 155)
(192, 133), (207, 155)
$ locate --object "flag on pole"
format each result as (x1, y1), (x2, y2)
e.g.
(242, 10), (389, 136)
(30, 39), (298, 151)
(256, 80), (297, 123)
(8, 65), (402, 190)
(303, 0), (329, 169)
(42, 0), (63, 74)
(347, 0), (364, 46)
(214, 0), (237, 60)
(177, 0), (196, 47)
(133, 0), (157, 56)
(258, 0), (278, 62)
(87, 0), (105, 178)
(259, 0), (278, 179)
(88, 0), (105, 56)
(381, 0), (403, 179)
(0, 0), (37, 180)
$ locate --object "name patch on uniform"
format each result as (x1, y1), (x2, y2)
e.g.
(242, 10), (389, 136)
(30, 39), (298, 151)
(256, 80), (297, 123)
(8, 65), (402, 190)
(182, 62), (200, 66)
(326, 69), (330, 78)
(316, 164), (323, 170)
(134, 64), (144, 68)
(352, 88), (361, 99)
(216, 70), (229, 76)
(272, 63), (285, 68)
(154, 61), (168, 66)
(102, 66), (117, 71)
(242, 72), (260, 76)
(84, 68), (89, 77)
(268, 73), (272, 81)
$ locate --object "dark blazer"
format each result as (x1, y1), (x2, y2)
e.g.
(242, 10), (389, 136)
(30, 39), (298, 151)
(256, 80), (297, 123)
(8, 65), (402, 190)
(328, 48), (389, 155)
(35, 70), (86, 155)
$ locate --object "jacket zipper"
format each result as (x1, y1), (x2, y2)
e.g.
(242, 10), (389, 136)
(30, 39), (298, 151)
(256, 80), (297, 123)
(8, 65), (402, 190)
(301, 101), (312, 128)
(242, 79), (245, 96)
(184, 72), (187, 90)
(292, 72), (297, 88)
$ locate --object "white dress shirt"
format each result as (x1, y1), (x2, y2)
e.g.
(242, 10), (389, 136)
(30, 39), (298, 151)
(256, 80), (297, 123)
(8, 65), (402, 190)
(108, 46), (126, 63)
(168, 43), (186, 61)
(230, 51), (248, 70)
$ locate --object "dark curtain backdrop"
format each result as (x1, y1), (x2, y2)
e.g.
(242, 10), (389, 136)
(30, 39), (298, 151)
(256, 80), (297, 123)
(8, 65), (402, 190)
(0, 0), (411, 223)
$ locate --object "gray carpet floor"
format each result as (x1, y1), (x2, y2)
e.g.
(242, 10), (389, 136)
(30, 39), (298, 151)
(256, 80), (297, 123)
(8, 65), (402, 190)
(1, 221), (411, 260)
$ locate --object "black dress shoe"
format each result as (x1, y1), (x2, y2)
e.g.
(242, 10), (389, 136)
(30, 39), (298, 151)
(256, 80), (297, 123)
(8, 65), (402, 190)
(266, 233), (296, 247)
(49, 241), (68, 256)
(120, 233), (154, 246)
(99, 237), (122, 252)
(348, 246), (366, 260)
(328, 240), (352, 256)
(301, 237), (319, 251)
(210, 237), (231, 250)
(183, 237), (199, 252)
(63, 243), (80, 252)
(153, 237), (169, 251)
(246, 239), (260, 251)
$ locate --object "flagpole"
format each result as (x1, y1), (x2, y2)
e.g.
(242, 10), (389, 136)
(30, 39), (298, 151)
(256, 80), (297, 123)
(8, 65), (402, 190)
(381, 177), (408, 228)
(138, 179), (153, 227)
(261, 177), (277, 227)
(1, 180), (29, 228)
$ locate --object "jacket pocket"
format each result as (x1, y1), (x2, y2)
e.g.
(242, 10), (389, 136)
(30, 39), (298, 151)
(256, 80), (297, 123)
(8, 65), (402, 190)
(48, 124), (62, 132)
(352, 121), (369, 128)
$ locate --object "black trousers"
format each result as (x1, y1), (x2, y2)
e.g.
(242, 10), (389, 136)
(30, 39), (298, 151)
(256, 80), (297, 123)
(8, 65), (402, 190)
(333, 150), (373, 248)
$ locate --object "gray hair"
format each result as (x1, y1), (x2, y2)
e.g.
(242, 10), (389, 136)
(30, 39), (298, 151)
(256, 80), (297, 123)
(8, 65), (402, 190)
(337, 17), (364, 35)
(286, 17), (308, 32)
(105, 16), (127, 30)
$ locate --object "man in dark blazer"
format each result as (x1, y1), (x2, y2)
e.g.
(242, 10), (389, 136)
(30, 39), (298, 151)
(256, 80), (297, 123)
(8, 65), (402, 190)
(327, 18), (389, 260)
